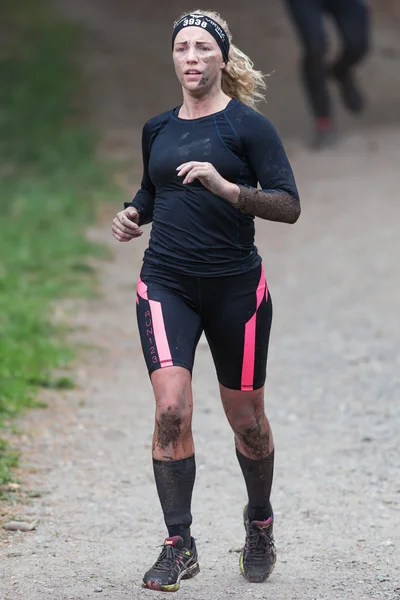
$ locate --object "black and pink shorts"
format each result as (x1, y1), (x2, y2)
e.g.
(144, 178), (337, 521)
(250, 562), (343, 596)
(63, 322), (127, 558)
(136, 262), (272, 391)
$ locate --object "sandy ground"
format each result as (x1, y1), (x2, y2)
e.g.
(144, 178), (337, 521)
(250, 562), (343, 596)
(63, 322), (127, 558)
(1, 1), (400, 599)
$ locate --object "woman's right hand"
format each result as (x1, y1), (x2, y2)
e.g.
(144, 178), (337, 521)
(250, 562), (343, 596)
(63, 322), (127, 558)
(112, 207), (143, 242)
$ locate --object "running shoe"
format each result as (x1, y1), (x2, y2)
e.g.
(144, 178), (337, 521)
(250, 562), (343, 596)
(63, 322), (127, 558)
(240, 505), (277, 583)
(142, 535), (199, 592)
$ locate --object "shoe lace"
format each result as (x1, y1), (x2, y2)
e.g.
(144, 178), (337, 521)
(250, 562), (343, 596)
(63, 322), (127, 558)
(152, 544), (186, 573)
(248, 527), (274, 560)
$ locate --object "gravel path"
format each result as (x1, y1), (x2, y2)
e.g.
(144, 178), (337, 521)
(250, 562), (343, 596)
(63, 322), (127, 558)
(1, 1), (400, 599)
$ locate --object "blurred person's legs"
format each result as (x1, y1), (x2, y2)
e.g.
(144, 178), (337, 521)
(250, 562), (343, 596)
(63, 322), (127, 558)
(328, 0), (370, 113)
(285, 0), (336, 148)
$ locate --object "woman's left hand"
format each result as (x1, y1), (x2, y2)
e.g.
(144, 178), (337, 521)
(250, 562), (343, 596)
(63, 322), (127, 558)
(177, 161), (239, 204)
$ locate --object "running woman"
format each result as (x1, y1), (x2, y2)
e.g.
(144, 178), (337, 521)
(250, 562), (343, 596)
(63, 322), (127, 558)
(112, 9), (300, 592)
(285, 0), (370, 148)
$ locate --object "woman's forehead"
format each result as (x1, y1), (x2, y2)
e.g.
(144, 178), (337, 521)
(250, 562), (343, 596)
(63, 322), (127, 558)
(174, 26), (216, 46)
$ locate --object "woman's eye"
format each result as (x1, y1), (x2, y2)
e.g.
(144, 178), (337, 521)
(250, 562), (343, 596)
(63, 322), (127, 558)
(201, 46), (211, 51)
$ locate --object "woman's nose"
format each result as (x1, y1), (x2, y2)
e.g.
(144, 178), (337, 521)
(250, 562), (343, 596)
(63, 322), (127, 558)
(186, 46), (199, 62)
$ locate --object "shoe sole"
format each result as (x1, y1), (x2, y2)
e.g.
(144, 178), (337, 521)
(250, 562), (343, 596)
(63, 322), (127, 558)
(142, 561), (200, 593)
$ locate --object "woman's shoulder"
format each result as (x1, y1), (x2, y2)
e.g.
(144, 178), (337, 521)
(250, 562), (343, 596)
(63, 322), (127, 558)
(143, 108), (177, 134)
(234, 101), (275, 128)
(232, 101), (281, 141)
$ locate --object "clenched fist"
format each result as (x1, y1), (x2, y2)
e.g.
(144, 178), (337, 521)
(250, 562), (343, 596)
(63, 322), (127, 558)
(112, 206), (142, 242)
(176, 161), (239, 204)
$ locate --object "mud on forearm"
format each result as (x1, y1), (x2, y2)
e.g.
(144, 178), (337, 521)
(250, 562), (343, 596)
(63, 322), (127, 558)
(236, 185), (301, 224)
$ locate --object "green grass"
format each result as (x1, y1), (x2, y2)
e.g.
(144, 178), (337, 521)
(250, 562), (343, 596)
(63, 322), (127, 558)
(0, 1), (115, 493)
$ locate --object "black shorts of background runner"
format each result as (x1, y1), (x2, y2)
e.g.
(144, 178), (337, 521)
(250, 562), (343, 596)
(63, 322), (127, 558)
(285, 0), (370, 118)
(136, 262), (272, 391)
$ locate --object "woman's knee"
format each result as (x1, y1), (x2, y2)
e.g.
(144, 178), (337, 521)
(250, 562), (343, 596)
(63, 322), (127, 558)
(156, 398), (192, 429)
(229, 410), (264, 438)
(221, 385), (264, 419)
(220, 385), (272, 457)
(155, 409), (191, 453)
(154, 391), (193, 452)
(232, 413), (272, 459)
(152, 367), (193, 431)
(221, 388), (264, 431)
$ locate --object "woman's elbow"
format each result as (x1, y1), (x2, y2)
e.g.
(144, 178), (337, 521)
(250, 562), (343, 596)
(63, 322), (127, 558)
(288, 202), (301, 224)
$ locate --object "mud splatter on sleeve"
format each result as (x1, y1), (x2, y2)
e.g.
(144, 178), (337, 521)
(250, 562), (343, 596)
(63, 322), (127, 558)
(236, 186), (300, 224)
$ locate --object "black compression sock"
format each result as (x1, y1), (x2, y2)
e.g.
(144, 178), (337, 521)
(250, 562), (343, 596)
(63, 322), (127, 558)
(153, 455), (196, 548)
(167, 525), (192, 547)
(236, 447), (274, 522)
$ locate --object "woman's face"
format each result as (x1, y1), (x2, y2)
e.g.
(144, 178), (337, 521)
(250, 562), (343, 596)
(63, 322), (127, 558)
(173, 27), (225, 94)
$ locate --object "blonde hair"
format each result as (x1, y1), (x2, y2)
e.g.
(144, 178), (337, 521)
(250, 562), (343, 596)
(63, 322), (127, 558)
(174, 9), (267, 109)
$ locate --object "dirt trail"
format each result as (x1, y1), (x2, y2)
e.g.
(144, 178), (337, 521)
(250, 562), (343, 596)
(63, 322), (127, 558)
(1, 1), (400, 599)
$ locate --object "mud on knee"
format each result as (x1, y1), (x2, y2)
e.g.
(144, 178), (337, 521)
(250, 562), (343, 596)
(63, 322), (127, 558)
(155, 401), (192, 451)
(233, 415), (271, 460)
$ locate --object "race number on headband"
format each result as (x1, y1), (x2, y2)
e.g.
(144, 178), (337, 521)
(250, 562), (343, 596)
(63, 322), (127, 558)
(172, 13), (230, 63)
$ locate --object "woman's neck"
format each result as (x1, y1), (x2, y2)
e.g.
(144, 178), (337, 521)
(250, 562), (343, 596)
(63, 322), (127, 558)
(178, 89), (232, 120)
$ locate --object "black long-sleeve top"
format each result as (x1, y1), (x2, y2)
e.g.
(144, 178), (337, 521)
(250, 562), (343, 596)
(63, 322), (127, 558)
(125, 98), (299, 277)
